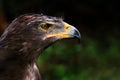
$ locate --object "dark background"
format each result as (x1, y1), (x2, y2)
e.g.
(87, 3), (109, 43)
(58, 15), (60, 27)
(0, 0), (120, 80)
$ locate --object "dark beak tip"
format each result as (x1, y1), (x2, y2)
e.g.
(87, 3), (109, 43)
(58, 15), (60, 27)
(75, 35), (81, 43)
(74, 29), (81, 42)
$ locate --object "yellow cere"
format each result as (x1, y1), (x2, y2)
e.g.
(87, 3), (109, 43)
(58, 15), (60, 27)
(63, 22), (71, 32)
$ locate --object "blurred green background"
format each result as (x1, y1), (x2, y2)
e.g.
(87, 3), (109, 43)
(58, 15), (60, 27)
(0, 0), (120, 80)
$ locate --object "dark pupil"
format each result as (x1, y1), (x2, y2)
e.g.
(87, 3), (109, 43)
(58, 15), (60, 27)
(41, 23), (51, 29)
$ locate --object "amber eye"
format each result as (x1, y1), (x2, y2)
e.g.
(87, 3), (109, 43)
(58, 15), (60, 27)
(40, 23), (52, 30)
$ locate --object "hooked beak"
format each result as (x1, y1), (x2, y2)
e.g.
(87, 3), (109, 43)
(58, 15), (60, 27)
(61, 22), (81, 41)
(44, 22), (81, 42)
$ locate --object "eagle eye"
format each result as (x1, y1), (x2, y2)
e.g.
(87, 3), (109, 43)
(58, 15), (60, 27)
(40, 23), (52, 31)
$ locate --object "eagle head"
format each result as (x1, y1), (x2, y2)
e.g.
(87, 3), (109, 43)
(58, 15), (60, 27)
(0, 14), (81, 60)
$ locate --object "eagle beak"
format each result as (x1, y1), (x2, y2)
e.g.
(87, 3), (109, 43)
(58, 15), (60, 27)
(44, 22), (81, 41)
(62, 22), (81, 41)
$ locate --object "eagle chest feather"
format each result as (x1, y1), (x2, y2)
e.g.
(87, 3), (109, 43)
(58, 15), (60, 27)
(24, 63), (41, 80)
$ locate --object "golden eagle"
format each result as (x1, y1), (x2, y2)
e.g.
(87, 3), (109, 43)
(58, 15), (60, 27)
(0, 14), (81, 80)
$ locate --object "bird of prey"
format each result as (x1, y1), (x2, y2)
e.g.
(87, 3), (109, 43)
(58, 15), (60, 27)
(0, 14), (80, 80)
